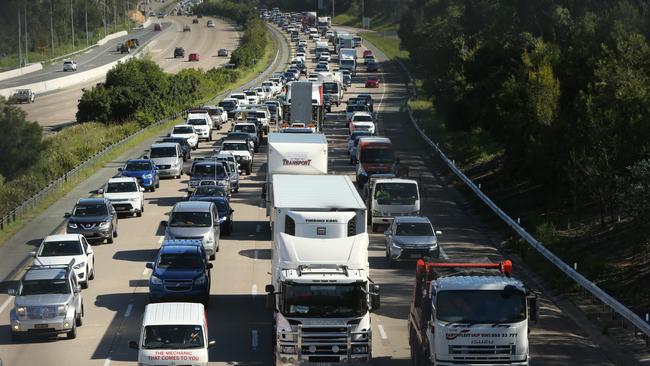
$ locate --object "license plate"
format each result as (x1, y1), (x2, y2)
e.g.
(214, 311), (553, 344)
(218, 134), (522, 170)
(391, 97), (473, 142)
(34, 324), (48, 329)
(410, 254), (422, 259)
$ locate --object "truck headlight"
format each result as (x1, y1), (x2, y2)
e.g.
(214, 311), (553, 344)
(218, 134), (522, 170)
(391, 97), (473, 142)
(99, 221), (111, 229)
(16, 306), (26, 316)
(280, 346), (296, 354)
(194, 276), (207, 286)
(150, 275), (162, 285)
(68, 223), (78, 229)
(352, 345), (368, 354)
(73, 261), (86, 270)
(57, 304), (68, 316)
(352, 333), (367, 341)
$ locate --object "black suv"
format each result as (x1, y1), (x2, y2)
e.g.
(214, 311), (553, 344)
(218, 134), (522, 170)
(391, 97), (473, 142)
(65, 198), (118, 243)
(174, 47), (185, 58)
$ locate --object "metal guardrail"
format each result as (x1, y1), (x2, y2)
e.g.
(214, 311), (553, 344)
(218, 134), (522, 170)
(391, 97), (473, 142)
(0, 21), (287, 236)
(370, 41), (650, 338)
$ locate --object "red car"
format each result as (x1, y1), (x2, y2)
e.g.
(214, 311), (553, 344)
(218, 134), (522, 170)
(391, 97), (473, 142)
(363, 50), (374, 58)
(366, 76), (380, 88)
(189, 53), (200, 62)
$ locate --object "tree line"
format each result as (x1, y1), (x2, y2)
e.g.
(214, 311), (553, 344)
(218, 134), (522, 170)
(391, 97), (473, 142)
(398, 0), (650, 243)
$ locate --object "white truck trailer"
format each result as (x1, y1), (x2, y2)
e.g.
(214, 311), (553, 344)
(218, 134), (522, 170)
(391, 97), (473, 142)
(284, 81), (324, 131)
(266, 232), (379, 365)
(270, 174), (367, 244)
(339, 48), (357, 76)
(265, 133), (328, 215)
(408, 259), (538, 366)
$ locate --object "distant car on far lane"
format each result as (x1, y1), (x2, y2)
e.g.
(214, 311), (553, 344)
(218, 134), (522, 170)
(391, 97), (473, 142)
(217, 48), (229, 57)
(189, 53), (200, 62)
(183, 24), (191, 32)
(63, 60), (77, 72)
(207, 20), (215, 28)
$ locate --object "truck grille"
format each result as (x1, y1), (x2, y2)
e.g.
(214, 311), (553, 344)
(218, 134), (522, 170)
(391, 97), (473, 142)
(278, 325), (369, 363)
(25, 306), (59, 320)
(450, 345), (515, 361)
(163, 279), (193, 292)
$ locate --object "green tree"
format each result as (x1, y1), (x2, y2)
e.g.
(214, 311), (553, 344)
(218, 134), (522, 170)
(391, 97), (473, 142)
(0, 98), (43, 179)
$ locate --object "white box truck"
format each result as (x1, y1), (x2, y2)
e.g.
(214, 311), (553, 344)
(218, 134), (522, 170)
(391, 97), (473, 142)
(270, 174), (367, 244)
(265, 133), (328, 215)
(364, 178), (421, 232)
(339, 48), (357, 76)
(266, 232), (379, 365)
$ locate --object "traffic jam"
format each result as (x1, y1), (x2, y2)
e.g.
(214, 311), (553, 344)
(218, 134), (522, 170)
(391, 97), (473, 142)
(5, 7), (539, 366)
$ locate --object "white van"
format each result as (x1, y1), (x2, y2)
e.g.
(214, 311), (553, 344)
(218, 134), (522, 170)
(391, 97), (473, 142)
(130, 302), (215, 365)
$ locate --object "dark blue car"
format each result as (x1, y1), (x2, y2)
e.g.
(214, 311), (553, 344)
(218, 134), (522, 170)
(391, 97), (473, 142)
(146, 239), (212, 306)
(189, 195), (234, 235)
(118, 159), (160, 191)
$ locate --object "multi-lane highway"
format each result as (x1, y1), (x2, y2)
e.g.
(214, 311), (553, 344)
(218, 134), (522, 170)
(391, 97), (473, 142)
(19, 15), (240, 129)
(0, 20), (633, 366)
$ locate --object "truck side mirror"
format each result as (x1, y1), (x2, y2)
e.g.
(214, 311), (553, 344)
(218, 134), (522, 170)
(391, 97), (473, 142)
(528, 295), (539, 322)
(208, 340), (217, 349)
(129, 340), (140, 350)
(265, 284), (275, 293)
(371, 284), (381, 311)
(145, 262), (154, 269)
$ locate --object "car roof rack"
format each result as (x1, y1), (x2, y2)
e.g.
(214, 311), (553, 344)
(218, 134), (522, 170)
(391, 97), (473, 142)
(27, 258), (75, 273)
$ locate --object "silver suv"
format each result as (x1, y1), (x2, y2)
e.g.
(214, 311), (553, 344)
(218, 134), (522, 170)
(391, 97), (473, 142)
(163, 201), (220, 260)
(9, 261), (84, 341)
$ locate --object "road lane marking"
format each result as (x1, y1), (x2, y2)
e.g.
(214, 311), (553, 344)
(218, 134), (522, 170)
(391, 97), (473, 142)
(252, 284), (258, 296)
(124, 304), (133, 318)
(254, 250), (258, 261)
(252, 329), (259, 351)
(439, 245), (449, 259)
(377, 324), (388, 340)
(0, 297), (12, 315)
(103, 357), (111, 366)
(256, 224), (261, 233)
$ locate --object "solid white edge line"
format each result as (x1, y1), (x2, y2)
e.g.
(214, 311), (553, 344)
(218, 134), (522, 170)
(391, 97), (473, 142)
(252, 329), (259, 350)
(377, 324), (388, 340)
(439, 245), (449, 260)
(103, 357), (111, 366)
(252, 284), (258, 296)
(0, 297), (13, 315)
(124, 304), (133, 318)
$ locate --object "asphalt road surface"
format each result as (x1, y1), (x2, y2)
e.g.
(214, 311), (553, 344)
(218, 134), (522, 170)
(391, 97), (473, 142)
(0, 23), (625, 366)
(20, 15), (240, 129)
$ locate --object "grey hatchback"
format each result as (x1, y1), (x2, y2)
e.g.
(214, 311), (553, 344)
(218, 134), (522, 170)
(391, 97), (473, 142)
(65, 198), (118, 243)
(384, 216), (441, 266)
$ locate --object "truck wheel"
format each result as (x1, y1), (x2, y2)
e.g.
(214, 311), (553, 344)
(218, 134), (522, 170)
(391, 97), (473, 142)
(246, 166), (251, 175)
(67, 324), (77, 339)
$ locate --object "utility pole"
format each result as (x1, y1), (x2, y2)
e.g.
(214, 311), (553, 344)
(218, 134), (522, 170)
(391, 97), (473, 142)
(85, 0), (89, 46)
(50, 0), (55, 57)
(71, 0), (75, 48)
(24, 4), (28, 64)
(104, 0), (108, 37)
(18, 8), (23, 67)
(332, 0), (334, 20)
(361, 0), (365, 28)
(114, 0), (117, 32)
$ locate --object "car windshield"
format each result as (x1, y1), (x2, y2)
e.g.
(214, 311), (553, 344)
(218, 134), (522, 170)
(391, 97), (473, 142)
(125, 162), (153, 171)
(193, 164), (226, 178)
(157, 252), (203, 269)
(341, 60), (354, 66)
(360, 148), (394, 163)
(73, 203), (108, 216)
(20, 279), (70, 295)
(143, 325), (205, 349)
(348, 105), (367, 113)
(39, 240), (83, 256)
(219, 101), (237, 110)
(169, 211), (211, 227)
(162, 138), (186, 146)
(353, 115), (373, 122)
(106, 181), (137, 193)
(396, 222), (433, 236)
(187, 118), (207, 126)
(222, 143), (248, 151)
(150, 146), (177, 158)
(194, 185), (226, 197)
(282, 283), (368, 318)
(436, 289), (526, 324)
(374, 182), (419, 204)
(173, 126), (194, 134)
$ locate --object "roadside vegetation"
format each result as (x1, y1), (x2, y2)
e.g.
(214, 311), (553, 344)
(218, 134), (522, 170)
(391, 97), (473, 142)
(0, 0), (141, 69)
(352, 0), (650, 310)
(0, 0), (269, 242)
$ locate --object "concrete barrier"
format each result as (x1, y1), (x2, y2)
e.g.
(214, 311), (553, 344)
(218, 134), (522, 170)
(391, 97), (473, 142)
(0, 63), (43, 82)
(97, 30), (129, 46)
(0, 40), (153, 99)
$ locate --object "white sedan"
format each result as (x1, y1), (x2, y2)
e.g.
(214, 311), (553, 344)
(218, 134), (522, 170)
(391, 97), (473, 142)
(31, 234), (95, 288)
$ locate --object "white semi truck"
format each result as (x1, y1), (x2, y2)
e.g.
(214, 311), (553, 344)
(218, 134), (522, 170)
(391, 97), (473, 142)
(266, 232), (379, 365)
(265, 133), (328, 215)
(408, 259), (538, 366)
(284, 81), (324, 131)
(339, 48), (357, 76)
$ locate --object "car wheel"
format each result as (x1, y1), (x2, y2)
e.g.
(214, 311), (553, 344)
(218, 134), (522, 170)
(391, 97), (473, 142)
(209, 254), (216, 260)
(89, 262), (95, 280)
(67, 323), (77, 339)
(246, 166), (251, 175)
(156, 180), (160, 188)
(137, 210), (142, 217)
(234, 187), (239, 193)
(75, 308), (83, 327)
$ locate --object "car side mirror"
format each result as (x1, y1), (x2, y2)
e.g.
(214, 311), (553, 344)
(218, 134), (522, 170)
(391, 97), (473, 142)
(435, 230), (443, 235)
(384, 229), (391, 236)
(207, 263), (213, 269)
(29, 251), (36, 257)
(118, 167), (123, 172)
(145, 262), (154, 269)
(371, 284), (381, 311)
(129, 340), (140, 350)
(97, 188), (104, 195)
(139, 187), (145, 192)
(265, 284), (274, 293)
(64, 212), (71, 218)
(7, 288), (16, 296)
(186, 172), (192, 177)
(208, 340), (217, 348)
(74, 285), (82, 293)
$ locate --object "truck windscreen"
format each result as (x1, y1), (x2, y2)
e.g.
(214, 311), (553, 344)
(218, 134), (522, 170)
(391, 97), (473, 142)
(360, 148), (394, 163)
(436, 289), (526, 324)
(374, 183), (418, 205)
(282, 283), (368, 318)
(323, 83), (338, 94)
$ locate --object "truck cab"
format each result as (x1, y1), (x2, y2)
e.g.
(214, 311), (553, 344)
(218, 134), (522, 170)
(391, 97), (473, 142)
(355, 137), (395, 188)
(365, 178), (420, 232)
(409, 260), (537, 366)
